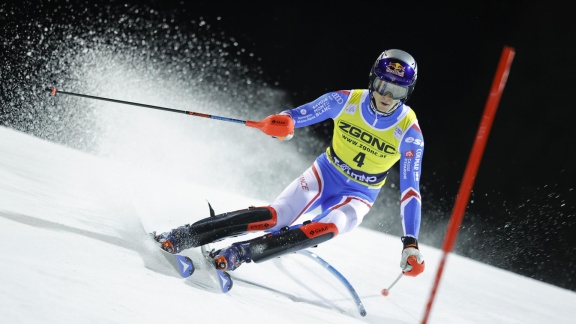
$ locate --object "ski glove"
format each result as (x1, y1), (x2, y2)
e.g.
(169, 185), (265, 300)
(273, 133), (294, 141)
(271, 112), (294, 140)
(400, 236), (425, 277)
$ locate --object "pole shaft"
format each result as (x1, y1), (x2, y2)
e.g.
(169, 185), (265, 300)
(45, 87), (247, 125)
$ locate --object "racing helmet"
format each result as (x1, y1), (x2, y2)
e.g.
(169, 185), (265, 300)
(369, 49), (418, 102)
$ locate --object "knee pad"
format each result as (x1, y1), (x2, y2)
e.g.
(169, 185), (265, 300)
(249, 222), (338, 263)
(188, 206), (277, 246)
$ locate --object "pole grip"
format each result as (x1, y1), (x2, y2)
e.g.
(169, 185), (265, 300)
(246, 115), (294, 137)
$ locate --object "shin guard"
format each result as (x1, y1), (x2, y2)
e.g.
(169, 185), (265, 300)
(249, 222), (338, 263)
(188, 206), (277, 247)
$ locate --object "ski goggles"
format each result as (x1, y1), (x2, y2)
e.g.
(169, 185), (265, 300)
(372, 77), (409, 99)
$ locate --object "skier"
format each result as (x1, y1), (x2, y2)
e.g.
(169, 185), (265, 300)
(154, 49), (425, 277)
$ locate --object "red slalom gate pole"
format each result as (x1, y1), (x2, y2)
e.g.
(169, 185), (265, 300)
(421, 46), (515, 324)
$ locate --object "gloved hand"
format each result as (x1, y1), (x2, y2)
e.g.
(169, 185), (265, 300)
(272, 111), (294, 140)
(272, 133), (294, 141)
(246, 114), (294, 140)
(400, 236), (425, 277)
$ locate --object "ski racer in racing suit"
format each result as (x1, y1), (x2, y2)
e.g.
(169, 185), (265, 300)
(154, 49), (425, 278)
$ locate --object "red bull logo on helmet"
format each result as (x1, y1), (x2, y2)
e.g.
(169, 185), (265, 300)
(386, 62), (405, 77)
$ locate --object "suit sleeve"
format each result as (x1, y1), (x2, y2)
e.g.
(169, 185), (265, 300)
(281, 91), (350, 128)
(398, 121), (424, 238)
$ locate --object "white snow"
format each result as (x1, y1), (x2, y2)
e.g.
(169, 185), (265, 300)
(1, 125), (575, 324)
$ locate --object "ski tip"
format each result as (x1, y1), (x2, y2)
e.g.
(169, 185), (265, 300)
(175, 255), (195, 278)
(217, 270), (233, 293)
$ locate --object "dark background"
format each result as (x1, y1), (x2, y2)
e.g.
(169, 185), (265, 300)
(2, 0), (575, 291)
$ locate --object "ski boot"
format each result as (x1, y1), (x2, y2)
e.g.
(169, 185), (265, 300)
(213, 242), (252, 271)
(153, 225), (195, 254)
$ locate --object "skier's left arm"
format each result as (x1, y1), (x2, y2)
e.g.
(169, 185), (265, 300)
(398, 121), (425, 277)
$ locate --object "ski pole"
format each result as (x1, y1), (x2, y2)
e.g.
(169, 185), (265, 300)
(297, 250), (367, 317)
(44, 87), (293, 137)
(381, 272), (404, 296)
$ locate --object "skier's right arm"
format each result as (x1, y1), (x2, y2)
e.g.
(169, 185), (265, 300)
(262, 91), (350, 141)
(281, 90), (351, 128)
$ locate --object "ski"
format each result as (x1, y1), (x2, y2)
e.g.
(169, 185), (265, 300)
(201, 245), (233, 293)
(150, 234), (233, 293)
(157, 248), (195, 278)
